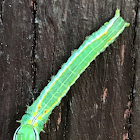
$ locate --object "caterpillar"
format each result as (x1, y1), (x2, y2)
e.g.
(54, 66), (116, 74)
(13, 9), (129, 140)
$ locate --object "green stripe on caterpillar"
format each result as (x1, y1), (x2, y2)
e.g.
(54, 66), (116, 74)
(13, 9), (129, 140)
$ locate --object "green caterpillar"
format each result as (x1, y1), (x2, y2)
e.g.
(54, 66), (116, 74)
(13, 9), (129, 140)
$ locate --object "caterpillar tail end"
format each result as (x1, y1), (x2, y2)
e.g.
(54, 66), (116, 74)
(115, 9), (130, 27)
(115, 9), (120, 17)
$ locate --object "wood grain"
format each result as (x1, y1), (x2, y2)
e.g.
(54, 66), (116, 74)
(0, 0), (137, 140)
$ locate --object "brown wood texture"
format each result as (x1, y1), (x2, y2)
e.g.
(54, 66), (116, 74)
(0, 0), (138, 140)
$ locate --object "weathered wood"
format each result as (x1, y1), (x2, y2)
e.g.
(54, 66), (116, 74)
(0, 0), (137, 140)
(131, 3), (140, 139)
(0, 1), (33, 139)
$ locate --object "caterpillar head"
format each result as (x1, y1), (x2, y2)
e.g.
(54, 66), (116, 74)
(13, 125), (40, 140)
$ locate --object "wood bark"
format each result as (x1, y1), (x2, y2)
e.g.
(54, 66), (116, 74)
(0, 0), (138, 140)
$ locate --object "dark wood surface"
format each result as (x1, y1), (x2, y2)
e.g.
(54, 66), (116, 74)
(0, 0), (138, 140)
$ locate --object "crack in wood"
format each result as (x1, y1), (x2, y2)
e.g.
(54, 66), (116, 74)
(31, 0), (37, 95)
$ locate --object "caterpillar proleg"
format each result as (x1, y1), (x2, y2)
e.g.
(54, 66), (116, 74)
(13, 9), (129, 140)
